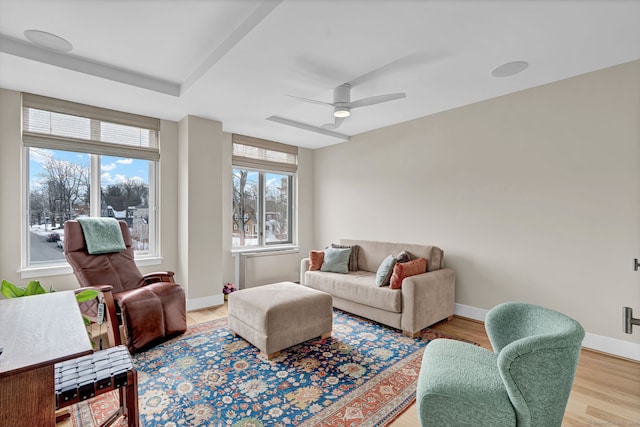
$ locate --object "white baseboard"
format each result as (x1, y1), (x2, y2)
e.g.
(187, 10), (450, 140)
(581, 332), (640, 361)
(454, 303), (489, 322)
(454, 303), (640, 361)
(186, 293), (224, 311)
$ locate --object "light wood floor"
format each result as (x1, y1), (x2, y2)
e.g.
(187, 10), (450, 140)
(188, 304), (640, 427)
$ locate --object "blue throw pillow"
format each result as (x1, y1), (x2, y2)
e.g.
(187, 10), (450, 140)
(375, 255), (397, 286)
(321, 247), (351, 274)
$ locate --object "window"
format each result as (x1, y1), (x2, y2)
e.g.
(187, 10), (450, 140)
(232, 168), (293, 247)
(22, 93), (160, 267)
(232, 135), (297, 248)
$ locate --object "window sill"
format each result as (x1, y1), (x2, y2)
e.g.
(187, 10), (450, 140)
(231, 245), (300, 255)
(19, 256), (163, 279)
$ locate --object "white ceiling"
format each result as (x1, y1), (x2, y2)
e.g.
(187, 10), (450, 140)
(0, 0), (639, 149)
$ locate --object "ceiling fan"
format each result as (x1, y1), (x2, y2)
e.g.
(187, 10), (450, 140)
(267, 83), (406, 139)
(288, 83), (406, 130)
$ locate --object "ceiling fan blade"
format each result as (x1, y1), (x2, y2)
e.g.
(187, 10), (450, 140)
(321, 116), (345, 130)
(349, 92), (406, 109)
(349, 51), (444, 86)
(266, 116), (350, 140)
(286, 94), (334, 107)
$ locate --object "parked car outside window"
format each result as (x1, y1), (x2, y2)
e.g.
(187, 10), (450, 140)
(46, 232), (60, 242)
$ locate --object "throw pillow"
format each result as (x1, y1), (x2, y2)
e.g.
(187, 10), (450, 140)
(331, 243), (360, 271)
(375, 255), (397, 287)
(396, 250), (415, 264)
(309, 250), (324, 271)
(390, 257), (427, 290)
(320, 247), (351, 274)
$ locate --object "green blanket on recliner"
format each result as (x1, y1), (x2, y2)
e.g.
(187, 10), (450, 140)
(77, 217), (126, 254)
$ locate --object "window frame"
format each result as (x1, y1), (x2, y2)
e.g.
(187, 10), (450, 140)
(232, 167), (296, 249)
(20, 94), (161, 276)
(231, 134), (298, 251)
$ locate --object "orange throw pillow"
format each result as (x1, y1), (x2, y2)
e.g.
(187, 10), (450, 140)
(390, 257), (427, 289)
(309, 250), (324, 271)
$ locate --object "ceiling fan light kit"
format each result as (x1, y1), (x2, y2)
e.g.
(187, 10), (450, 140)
(333, 107), (351, 118)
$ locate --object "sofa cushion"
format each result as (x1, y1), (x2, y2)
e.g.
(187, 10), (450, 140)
(341, 239), (444, 273)
(396, 250), (415, 263)
(375, 255), (396, 286)
(321, 247), (350, 273)
(390, 257), (428, 289)
(305, 270), (402, 313)
(309, 250), (324, 271)
(331, 243), (359, 271)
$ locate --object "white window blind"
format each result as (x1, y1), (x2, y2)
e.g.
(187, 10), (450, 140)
(232, 134), (298, 173)
(22, 93), (160, 161)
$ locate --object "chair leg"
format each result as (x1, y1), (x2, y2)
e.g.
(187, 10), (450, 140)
(104, 369), (138, 427)
(124, 369), (139, 427)
(55, 408), (71, 422)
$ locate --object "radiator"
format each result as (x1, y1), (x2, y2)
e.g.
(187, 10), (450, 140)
(235, 249), (300, 289)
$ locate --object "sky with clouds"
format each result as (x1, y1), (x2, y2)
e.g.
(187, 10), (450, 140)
(29, 148), (149, 188)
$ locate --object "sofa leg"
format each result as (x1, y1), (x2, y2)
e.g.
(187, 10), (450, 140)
(403, 330), (421, 338)
(447, 315), (454, 321)
(262, 350), (281, 360)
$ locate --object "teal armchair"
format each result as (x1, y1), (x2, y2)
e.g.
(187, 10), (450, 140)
(416, 302), (585, 426)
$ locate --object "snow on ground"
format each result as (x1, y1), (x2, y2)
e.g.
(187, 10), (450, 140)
(31, 223), (64, 238)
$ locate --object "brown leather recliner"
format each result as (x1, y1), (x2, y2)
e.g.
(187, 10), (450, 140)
(64, 220), (186, 353)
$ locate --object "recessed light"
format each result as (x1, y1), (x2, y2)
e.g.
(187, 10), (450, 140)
(24, 29), (73, 52)
(491, 61), (528, 77)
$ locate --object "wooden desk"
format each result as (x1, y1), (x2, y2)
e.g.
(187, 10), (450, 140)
(0, 291), (92, 426)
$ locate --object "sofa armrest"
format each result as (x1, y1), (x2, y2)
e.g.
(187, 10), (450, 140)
(300, 258), (310, 285)
(401, 268), (456, 335)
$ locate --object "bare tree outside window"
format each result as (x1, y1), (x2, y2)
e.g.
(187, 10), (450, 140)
(232, 168), (292, 248)
(102, 179), (148, 212)
(100, 155), (151, 253)
(265, 173), (289, 244)
(38, 149), (89, 228)
(28, 148), (153, 264)
(232, 169), (258, 246)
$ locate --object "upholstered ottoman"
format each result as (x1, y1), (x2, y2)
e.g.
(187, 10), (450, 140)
(228, 281), (333, 359)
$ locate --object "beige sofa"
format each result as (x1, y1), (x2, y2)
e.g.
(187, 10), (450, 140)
(300, 239), (455, 336)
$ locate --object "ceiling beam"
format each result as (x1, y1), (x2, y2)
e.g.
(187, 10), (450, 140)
(180, 0), (284, 94)
(0, 34), (180, 96)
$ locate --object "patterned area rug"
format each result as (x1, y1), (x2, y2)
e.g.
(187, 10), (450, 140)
(70, 310), (467, 426)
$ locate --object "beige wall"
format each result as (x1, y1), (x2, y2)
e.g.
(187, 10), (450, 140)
(0, 89), (22, 287)
(178, 116), (227, 306)
(313, 61), (640, 348)
(295, 147), (316, 263)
